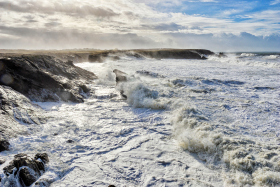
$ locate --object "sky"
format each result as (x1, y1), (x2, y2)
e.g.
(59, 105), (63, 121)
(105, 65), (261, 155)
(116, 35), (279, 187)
(0, 0), (279, 51)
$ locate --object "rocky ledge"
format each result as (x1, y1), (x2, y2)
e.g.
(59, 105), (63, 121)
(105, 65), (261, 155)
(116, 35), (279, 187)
(1, 153), (49, 186)
(0, 54), (97, 146)
(0, 48), (215, 63)
(0, 55), (97, 103)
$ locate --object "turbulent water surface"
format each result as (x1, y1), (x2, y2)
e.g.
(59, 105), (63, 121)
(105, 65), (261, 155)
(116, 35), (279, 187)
(1, 53), (280, 186)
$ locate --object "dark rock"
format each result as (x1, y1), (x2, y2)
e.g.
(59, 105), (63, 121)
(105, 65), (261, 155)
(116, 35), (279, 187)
(3, 162), (15, 175)
(79, 84), (90, 93)
(134, 49), (213, 60)
(0, 139), (9, 152)
(218, 52), (227, 57)
(108, 185), (116, 187)
(66, 60), (74, 66)
(13, 154), (41, 174)
(34, 180), (50, 187)
(6, 153), (47, 174)
(88, 52), (109, 62)
(19, 167), (37, 186)
(113, 69), (127, 84)
(0, 157), (6, 164)
(3, 153), (48, 186)
(0, 55), (97, 103)
(66, 139), (75, 143)
(35, 153), (49, 164)
(113, 69), (128, 99)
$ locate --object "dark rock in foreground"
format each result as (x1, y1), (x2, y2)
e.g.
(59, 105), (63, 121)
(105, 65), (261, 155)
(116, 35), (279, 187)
(3, 153), (49, 186)
(0, 139), (9, 152)
(0, 55), (97, 103)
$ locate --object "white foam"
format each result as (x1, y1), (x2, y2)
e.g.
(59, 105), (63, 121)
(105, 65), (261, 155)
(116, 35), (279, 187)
(1, 55), (279, 186)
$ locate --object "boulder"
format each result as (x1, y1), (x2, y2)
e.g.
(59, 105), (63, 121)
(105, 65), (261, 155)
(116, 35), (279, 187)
(113, 69), (127, 84)
(19, 167), (37, 186)
(0, 139), (9, 152)
(3, 153), (48, 186)
(66, 139), (75, 143)
(34, 153), (49, 164)
(113, 69), (128, 99)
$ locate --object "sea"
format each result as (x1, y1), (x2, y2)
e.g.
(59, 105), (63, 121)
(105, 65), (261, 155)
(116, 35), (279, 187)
(0, 52), (280, 186)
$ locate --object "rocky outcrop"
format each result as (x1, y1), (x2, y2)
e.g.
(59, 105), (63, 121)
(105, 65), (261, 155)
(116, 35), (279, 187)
(88, 49), (214, 62)
(0, 85), (45, 141)
(2, 153), (49, 187)
(135, 49), (213, 59)
(0, 55), (97, 143)
(88, 52), (109, 62)
(0, 55), (97, 103)
(113, 69), (128, 99)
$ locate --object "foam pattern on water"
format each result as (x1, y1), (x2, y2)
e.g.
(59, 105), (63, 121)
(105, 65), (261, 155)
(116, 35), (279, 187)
(0, 54), (279, 186)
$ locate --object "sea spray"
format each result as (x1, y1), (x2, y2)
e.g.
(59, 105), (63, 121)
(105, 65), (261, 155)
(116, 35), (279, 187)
(116, 66), (280, 186)
(170, 103), (280, 186)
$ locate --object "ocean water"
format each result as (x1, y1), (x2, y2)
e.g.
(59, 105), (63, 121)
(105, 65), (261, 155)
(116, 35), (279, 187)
(0, 52), (280, 186)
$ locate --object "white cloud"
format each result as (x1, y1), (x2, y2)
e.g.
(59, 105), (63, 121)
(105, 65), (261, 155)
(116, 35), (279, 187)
(0, 0), (279, 51)
(270, 0), (280, 5)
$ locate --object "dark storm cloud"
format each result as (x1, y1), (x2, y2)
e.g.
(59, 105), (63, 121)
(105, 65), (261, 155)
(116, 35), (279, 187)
(0, 1), (119, 17)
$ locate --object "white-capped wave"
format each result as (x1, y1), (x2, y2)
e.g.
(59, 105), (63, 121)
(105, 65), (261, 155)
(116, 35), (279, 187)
(208, 54), (280, 68)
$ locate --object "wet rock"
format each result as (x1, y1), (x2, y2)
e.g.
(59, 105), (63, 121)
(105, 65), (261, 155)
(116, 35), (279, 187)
(0, 139), (9, 152)
(66, 60), (74, 66)
(19, 167), (37, 186)
(35, 153), (49, 164)
(79, 84), (90, 93)
(218, 52), (227, 57)
(0, 55), (97, 103)
(0, 157), (6, 164)
(88, 52), (109, 62)
(113, 69), (127, 84)
(113, 69), (128, 99)
(34, 180), (50, 187)
(3, 153), (48, 186)
(66, 139), (75, 143)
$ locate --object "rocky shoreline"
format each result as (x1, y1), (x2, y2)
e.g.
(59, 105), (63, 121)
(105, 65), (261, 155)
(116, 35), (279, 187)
(0, 48), (214, 186)
(0, 49), (214, 63)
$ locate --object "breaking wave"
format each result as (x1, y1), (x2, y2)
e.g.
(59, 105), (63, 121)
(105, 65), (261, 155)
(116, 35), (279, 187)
(109, 56), (280, 186)
(208, 53), (280, 68)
